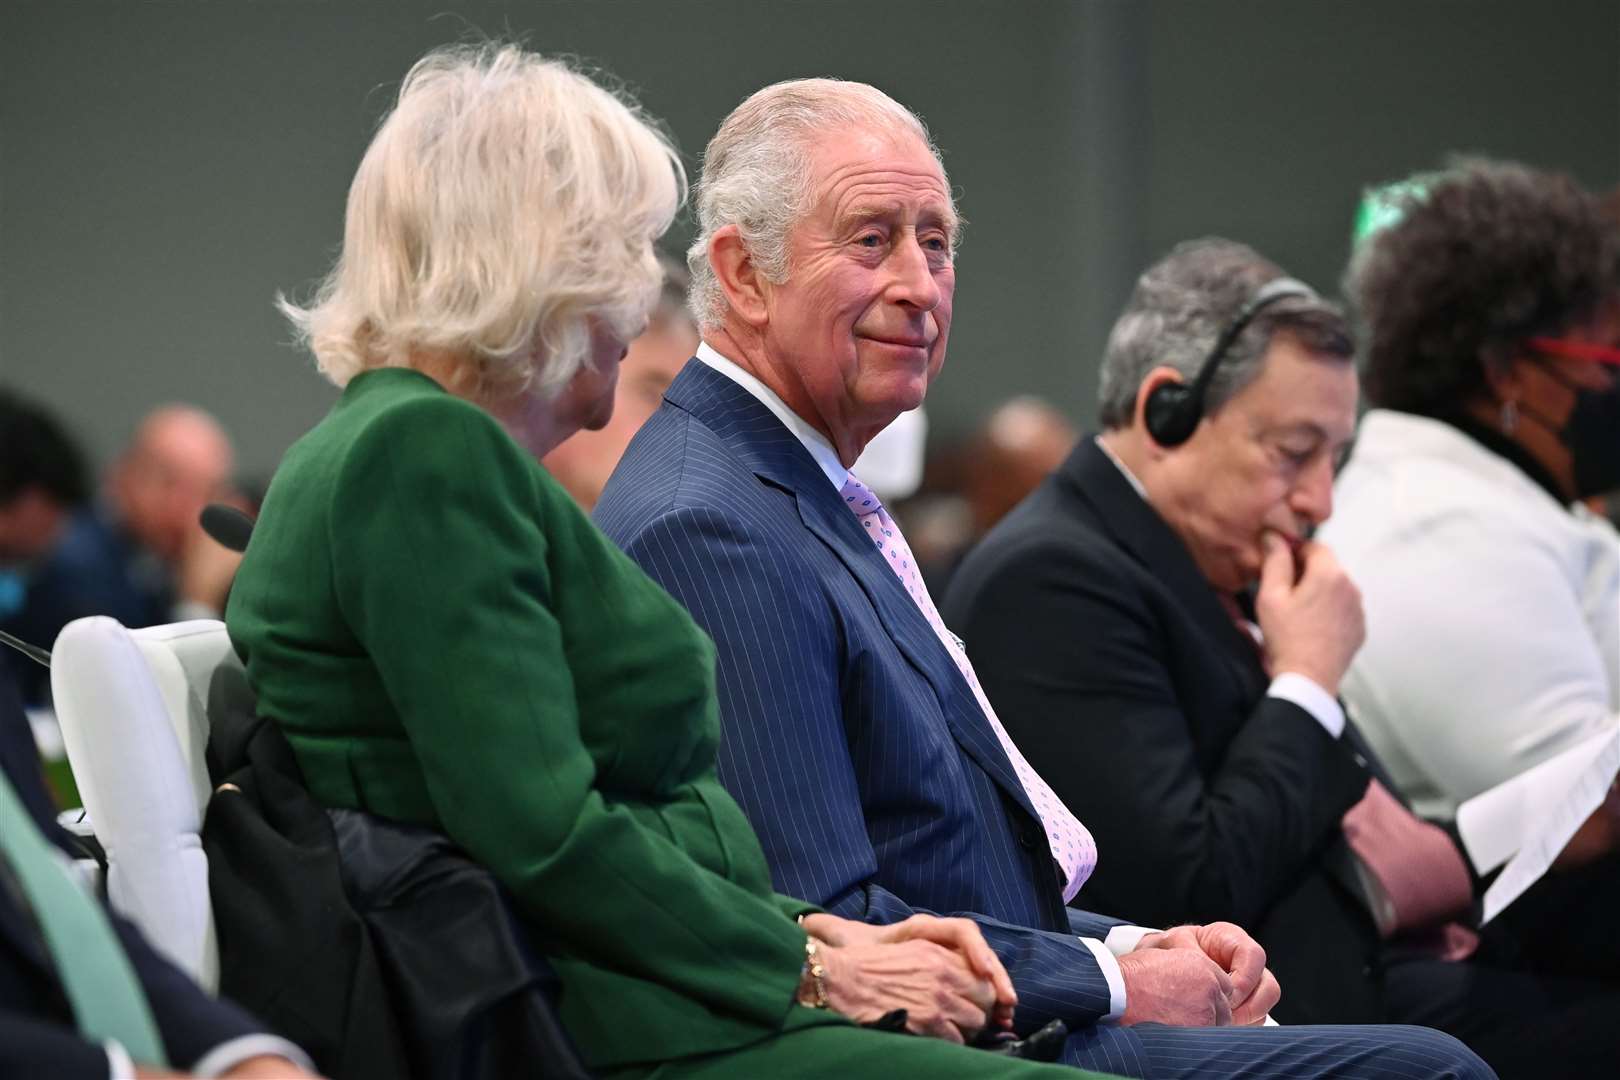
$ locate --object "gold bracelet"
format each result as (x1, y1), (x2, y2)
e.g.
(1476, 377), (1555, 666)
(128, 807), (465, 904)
(798, 937), (830, 1009)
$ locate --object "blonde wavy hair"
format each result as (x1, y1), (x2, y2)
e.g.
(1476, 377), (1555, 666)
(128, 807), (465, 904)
(280, 43), (685, 400)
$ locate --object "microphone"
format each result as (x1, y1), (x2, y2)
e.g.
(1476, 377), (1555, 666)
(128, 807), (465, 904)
(0, 628), (49, 668)
(200, 504), (256, 554)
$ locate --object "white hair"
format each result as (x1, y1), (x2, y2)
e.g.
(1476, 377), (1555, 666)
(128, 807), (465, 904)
(687, 77), (955, 330)
(280, 43), (685, 399)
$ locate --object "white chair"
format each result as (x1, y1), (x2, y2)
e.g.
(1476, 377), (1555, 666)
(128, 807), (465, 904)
(50, 616), (247, 993)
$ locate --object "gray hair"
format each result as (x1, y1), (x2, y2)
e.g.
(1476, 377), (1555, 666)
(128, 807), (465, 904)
(280, 43), (685, 400)
(687, 78), (955, 330)
(1096, 238), (1352, 430)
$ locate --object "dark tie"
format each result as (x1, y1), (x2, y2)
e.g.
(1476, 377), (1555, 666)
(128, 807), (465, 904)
(0, 767), (167, 1064)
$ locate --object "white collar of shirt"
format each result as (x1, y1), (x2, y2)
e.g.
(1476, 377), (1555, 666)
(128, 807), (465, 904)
(695, 341), (848, 490)
(1095, 434), (1149, 499)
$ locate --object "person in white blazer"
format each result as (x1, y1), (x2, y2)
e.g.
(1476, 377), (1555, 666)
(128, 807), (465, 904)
(1323, 160), (1620, 978)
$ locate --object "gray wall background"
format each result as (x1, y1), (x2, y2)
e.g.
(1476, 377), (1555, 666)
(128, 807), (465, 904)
(3, 0), (1618, 479)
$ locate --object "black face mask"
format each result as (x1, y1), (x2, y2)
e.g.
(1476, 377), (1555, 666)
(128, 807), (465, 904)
(1535, 363), (1620, 498)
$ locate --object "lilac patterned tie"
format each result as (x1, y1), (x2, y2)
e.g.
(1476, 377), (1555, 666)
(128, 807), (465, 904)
(840, 472), (1096, 900)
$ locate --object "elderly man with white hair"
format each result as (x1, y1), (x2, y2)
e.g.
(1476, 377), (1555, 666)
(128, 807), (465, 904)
(596, 79), (1492, 1080)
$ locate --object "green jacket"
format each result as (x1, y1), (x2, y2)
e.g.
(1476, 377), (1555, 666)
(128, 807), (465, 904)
(227, 368), (838, 1069)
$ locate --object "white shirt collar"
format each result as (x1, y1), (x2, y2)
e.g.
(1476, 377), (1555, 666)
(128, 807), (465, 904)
(695, 340), (849, 490)
(1095, 434), (1149, 500)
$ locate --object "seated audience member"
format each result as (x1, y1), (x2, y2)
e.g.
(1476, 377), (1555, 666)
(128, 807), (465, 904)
(4, 403), (239, 702)
(0, 662), (317, 1080)
(1322, 161), (1619, 818)
(0, 389), (91, 694)
(915, 396), (1077, 593)
(943, 237), (1620, 1077)
(542, 252), (699, 509)
(595, 79), (1489, 1080)
(227, 42), (1100, 1080)
(1325, 160), (1620, 979)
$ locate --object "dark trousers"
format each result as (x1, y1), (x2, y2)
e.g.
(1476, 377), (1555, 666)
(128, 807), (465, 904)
(1383, 854), (1620, 1080)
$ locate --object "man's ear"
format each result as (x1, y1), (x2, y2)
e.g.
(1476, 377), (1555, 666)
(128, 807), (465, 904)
(709, 225), (770, 328)
(1134, 365), (1190, 451)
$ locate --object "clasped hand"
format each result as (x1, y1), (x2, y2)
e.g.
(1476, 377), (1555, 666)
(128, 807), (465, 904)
(799, 912), (1017, 1043)
(1118, 922), (1280, 1027)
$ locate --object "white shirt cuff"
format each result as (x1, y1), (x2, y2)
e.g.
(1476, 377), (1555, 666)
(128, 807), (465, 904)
(1079, 936), (1128, 1022)
(1268, 672), (1345, 738)
(191, 1034), (313, 1078)
(1102, 924), (1161, 956)
(105, 1041), (135, 1080)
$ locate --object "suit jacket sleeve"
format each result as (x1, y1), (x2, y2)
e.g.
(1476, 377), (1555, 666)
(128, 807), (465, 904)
(0, 1015), (114, 1080)
(620, 504), (1119, 1032)
(954, 534), (1368, 930)
(328, 398), (806, 1030)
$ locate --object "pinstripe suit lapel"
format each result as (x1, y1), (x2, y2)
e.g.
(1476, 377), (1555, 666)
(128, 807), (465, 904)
(790, 482), (1042, 825)
(667, 362), (1042, 825)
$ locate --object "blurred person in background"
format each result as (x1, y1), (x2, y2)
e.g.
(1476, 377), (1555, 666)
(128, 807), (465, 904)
(1322, 161), (1620, 826)
(0, 389), (92, 701)
(3, 403), (240, 702)
(1319, 161), (1620, 993)
(229, 42), (1097, 1080)
(910, 397), (1077, 593)
(0, 388), (91, 624)
(542, 251), (699, 509)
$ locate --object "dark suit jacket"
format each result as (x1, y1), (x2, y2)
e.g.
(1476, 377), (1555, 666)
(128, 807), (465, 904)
(943, 437), (1383, 1024)
(596, 361), (1158, 1069)
(0, 665), (261, 1078)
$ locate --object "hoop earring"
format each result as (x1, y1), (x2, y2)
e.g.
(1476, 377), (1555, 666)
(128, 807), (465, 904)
(1500, 399), (1519, 436)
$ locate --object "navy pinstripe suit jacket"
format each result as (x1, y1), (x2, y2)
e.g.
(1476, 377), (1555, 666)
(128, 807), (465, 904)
(596, 360), (1141, 1054)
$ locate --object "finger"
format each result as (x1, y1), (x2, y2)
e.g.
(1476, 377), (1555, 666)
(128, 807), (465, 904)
(944, 988), (991, 1043)
(1212, 988), (1233, 1027)
(911, 998), (969, 1044)
(1233, 969), (1282, 1026)
(1207, 925), (1265, 1004)
(1257, 531), (1296, 600)
(969, 939), (1017, 1009)
(904, 917), (1019, 1010)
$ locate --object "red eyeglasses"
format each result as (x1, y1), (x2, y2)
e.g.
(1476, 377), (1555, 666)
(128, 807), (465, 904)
(1526, 337), (1620, 366)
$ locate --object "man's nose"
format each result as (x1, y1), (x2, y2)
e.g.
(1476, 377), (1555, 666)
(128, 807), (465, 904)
(1290, 454), (1335, 525)
(886, 234), (941, 311)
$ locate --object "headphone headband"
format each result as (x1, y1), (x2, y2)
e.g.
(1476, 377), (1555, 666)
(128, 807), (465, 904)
(1143, 276), (1320, 447)
(1184, 277), (1318, 404)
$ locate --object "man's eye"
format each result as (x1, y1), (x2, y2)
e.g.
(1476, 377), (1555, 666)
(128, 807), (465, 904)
(856, 233), (884, 248)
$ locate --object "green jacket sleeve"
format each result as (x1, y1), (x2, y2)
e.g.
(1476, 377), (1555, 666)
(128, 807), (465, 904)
(328, 395), (806, 1028)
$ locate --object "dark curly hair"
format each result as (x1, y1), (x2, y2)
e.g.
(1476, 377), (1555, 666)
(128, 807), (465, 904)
(1348, 159), (1620, 417)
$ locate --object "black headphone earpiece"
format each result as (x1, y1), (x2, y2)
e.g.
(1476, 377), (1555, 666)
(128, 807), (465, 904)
(1142, 276), (1318, 448)
(1143, 380), (1200, 447)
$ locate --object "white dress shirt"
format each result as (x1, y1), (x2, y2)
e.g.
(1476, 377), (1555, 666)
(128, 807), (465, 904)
(1321, 409), (1620, 819)
(698, 343), (1148, 1019)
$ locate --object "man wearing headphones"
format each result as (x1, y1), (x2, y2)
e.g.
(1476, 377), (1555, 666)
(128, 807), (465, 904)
(944, 237), (1620, 1077)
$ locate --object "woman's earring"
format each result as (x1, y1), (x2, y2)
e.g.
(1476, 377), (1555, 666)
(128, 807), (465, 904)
(1500, 398), (1519, 436)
